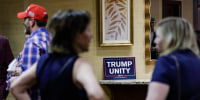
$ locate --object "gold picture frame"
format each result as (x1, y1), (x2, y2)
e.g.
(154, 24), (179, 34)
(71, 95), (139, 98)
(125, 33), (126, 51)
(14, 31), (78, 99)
(100, 0), (133, 46)
(145, 0), (155, 65)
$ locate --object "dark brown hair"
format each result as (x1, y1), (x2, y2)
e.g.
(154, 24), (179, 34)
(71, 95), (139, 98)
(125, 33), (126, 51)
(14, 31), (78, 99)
(48, 10), (91, 55)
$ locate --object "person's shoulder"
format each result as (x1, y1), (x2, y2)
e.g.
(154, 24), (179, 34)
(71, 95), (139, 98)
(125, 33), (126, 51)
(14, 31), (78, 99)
(37, 53), (50, 69)
(34, 28), (51, 41)
(156, 55), (175, 68)
(38, 27), (49, 34)
(158, 50), (185, 61)
(29, 31), (50, 45)
(170, 49), (197, 60)
(0, 35), (8, 40)
(74, 57), (92, 70)
(40, 53), (50, 59)
(0, 35), (9, 44)
(157, 55), (173, 62)
(76, 57), (90, 65)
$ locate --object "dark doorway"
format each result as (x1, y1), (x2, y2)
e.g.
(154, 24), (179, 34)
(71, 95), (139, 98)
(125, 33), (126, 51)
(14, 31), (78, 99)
(162, 0), (182, 18)
(194, 0), (200, 30)
(194, 0), (200, 51)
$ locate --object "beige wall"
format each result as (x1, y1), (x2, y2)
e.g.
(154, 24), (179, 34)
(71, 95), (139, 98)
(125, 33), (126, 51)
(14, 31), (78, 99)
(150, 0), (193, 25)
(0, 0), (25, 57)
(0, 0), (151, 79)
(0, 0), (151, 99)
(182, 0), (193, 25)
(150, 0), (162, 23)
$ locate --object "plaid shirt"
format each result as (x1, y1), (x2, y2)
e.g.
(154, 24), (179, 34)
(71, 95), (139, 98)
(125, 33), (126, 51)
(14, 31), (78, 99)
(17, 28), (51, 71)
(16, 27), (51, 100)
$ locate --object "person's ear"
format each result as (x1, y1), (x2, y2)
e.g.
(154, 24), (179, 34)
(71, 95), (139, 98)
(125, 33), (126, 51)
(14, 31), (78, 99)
(29, 19), (35, 27)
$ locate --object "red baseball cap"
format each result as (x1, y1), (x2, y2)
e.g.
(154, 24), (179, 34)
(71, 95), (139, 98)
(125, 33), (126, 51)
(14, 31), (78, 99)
(17, 4), (48, 21)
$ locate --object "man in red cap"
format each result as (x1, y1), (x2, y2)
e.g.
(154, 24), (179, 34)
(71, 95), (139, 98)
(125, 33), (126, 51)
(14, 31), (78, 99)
(9, 4), (51, 100)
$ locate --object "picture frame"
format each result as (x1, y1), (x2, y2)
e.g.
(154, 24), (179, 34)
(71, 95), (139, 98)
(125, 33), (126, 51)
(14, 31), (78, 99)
(99, 0), (133, 46)
(145, 0), (156, 65)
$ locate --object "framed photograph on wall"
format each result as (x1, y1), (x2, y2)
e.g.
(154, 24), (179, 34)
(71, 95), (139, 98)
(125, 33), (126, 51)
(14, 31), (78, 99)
(100, 0), (133, 46)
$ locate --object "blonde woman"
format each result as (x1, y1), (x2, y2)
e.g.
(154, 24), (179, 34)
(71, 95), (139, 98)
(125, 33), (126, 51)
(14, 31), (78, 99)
(146, 17), (200, 100)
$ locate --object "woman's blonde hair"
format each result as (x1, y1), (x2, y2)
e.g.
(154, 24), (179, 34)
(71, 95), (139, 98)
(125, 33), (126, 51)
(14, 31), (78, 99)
(156, 17), (199, 57)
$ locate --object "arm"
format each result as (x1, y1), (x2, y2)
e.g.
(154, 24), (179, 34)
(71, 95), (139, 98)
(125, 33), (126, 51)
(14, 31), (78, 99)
(146, 57), (174, 100)
(73, 58), (104, 100)
(10, 62), (37, 100)
(146, 82), (169, 100)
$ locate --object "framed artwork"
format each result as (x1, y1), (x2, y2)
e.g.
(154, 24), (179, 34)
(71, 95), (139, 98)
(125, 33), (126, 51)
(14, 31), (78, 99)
(145, 0), (156, 65)
(100, 0), (133, 46)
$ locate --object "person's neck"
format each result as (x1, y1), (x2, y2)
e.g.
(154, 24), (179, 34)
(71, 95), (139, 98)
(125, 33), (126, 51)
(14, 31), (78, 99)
(30, 26), (45, 33)
(73, 44), (82, 54)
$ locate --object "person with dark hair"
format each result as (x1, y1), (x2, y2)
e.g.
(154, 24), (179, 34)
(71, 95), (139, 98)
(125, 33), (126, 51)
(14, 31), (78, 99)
(150, 17), (159, 59)
(8, 4), (51, 100)
(10, 10), (104, 100)
(0, 35), (14, 100)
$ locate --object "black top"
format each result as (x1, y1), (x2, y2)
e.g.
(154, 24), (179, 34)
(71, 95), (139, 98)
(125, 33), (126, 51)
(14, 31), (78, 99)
(36, 53), (88, 100)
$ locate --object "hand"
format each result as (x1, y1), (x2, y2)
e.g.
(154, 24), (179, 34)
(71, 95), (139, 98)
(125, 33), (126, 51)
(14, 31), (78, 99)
(11, 67), (22, 76)
(10, 76), (18, 85)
